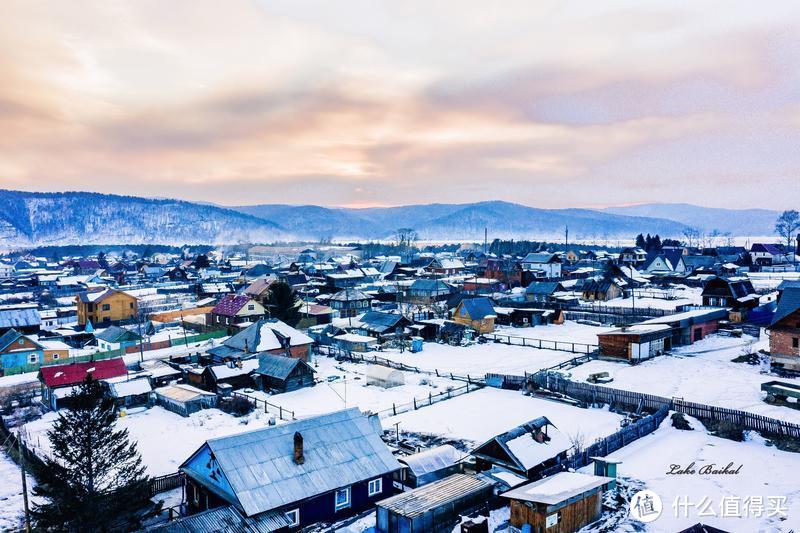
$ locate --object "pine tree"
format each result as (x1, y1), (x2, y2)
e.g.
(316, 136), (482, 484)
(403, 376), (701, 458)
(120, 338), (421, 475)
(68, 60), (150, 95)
(31, 374), (154, 532)
(635, 233), (646, 249)
(266, 281), (301, 326)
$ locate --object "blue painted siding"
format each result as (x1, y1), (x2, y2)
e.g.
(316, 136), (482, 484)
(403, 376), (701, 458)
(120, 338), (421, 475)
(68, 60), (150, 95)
(1, 349), (42, 370)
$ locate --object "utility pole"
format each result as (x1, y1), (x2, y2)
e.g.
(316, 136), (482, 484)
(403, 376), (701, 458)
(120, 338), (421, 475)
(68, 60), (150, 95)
(484, 227), (488, 255)
(565, 225), (569, 254)
(18, 433), (31, 533)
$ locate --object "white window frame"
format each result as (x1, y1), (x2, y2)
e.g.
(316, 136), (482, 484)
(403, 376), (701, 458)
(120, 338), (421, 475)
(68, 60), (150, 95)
(334, 486), (351, 510)
(368, 478), (382, 497)
(285, 508), (299, 527)
(28, 353), (38, 364)
(52, 353), (60, 360)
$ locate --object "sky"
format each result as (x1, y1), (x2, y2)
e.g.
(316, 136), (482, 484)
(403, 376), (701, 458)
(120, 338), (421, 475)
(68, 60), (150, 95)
(1, 1), (800, 209)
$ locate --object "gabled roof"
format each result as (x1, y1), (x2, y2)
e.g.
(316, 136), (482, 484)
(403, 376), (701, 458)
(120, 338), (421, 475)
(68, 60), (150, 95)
(501, 472), (612, 505)
(0, 329), (43, 352)
(770, 287), (800, 327)
(255, 352), (315, 380)
(359, 311), (408, 331)
(77, 287), (132, 304)
(472, 416), (570, 473)
(456, 297), (496, 320)
(221, 319), (314, 354)
(329, 289), (371, 302)
(521, 253), (560, 264)
(95, 325), (141, 343)
(409, 278), (452, 292)
(180, 408), (401, 516)
(751, 243), (783, 255)
(525, 281), (563, 295)
(244, 277), (275, 298)
(212, 295), (255, 317)
(39, 357), (127, 388)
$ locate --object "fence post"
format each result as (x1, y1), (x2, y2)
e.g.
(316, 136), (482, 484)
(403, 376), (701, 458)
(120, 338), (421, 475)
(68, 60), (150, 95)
(413, 399), (417, 410)
(393, 403), (396, 416)
(279, 406), (283, 419)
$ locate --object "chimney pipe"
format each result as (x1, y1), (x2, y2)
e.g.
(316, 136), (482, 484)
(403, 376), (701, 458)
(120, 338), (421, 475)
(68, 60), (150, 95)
(293, 432), (304, 465)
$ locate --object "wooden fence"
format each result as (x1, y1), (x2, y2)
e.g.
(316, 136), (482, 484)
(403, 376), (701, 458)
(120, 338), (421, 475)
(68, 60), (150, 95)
(150, 472), (185, 496)
(481, 333), (598, 354)
(375, 381), (477, 418)
(531, 371), (800, 439)
(538, 405), (670, 479)
(232, 391), (296, 421)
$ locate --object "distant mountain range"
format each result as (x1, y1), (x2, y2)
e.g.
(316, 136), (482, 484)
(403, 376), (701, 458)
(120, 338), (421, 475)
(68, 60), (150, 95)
(0, 189), (780, 248)
(602, 203), (780, 237)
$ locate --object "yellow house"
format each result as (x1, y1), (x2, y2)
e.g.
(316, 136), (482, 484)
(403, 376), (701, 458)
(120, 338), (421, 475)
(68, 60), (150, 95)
(452, 297), (496, 334)
(76, 288), (138, 326)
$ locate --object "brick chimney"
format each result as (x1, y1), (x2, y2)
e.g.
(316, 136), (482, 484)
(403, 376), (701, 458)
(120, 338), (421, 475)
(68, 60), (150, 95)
(293, 432), (304, 465)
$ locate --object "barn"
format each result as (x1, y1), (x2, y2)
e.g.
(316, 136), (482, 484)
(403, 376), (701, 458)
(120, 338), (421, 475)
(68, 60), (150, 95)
(597, 324), (673, 363)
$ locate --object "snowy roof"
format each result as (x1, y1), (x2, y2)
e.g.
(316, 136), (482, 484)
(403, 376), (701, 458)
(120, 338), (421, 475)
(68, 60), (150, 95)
(209, 358), (260, 380)
(155, 383), (216, 402)
(398, 445), (462, 477)
(376, 474), (492, 518)
(181, 408), (401, 516)
(40, 358), (127, 388)
(501, 472), (612, 505)
(335, 333), (377, 344)
(220, 319), (313, 354)
(255, 353), (314, 380)
(109, 378), (152, 398)
(505, 429), (572, 471)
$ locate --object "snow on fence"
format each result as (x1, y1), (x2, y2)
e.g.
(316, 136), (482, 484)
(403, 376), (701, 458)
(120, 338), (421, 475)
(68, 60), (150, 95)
(231, 391), (295, 421)
(538, 405), (670, 479)
(531, 372), (800, 439)
(481, 333), (598, 355)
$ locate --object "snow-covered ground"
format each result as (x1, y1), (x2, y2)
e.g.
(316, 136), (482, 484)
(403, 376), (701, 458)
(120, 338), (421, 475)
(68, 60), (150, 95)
(383, 387), (625, 446)
(0, 450), (37, 532)
(748, 271), (800, 291)
(22, 406), (279, 476)
(585, 285), (703, 311)
(374, 322), (611, 377)
(568, 333), (800, 425)
(494, 321), (615, 345)
(580, 416), (800, 532)
(239, 356), (464, 418)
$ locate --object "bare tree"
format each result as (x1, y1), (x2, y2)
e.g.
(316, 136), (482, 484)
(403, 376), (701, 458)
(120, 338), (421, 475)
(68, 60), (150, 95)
(395, 228), (418, 249)
(682, 227), (700, 248)
(775, 210), (800, 255)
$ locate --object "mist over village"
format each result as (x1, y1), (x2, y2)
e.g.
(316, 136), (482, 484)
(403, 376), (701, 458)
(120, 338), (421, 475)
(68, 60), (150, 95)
(2, 2), (800, 533)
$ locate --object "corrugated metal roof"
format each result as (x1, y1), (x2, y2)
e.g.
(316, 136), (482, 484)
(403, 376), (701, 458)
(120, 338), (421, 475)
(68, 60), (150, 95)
(771, 287), (800, 327)
(0, 308), (41, 328)
(376, 474), (492, 518)
(143, 505), (291, 532)
(254, 353), (313, 380)
(182, 408), (401, 517)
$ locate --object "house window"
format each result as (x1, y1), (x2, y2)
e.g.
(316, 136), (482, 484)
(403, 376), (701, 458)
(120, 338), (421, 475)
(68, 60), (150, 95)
(285, 509), (299, 527)
(130, 302), (134, 309)
(334, 486), (351, 510)
(102, 304), (110, 311)
(18, 339), (24, 345)
(248, 305), (255, 311)
(793, 338), (799, 349)
(28, 353), (37, 364)
(52, 353), (60, 360)
(368, 478), (382, 497)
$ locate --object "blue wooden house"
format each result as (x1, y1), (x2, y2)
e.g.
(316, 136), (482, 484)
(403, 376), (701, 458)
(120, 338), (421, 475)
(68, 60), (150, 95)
(180, 408), (401, 529)
(0, 328), (44, 373)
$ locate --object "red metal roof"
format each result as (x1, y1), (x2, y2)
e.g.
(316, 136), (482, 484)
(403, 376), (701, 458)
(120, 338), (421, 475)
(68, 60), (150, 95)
(39, 358), (127, 388)
(211, 294), (252, 317)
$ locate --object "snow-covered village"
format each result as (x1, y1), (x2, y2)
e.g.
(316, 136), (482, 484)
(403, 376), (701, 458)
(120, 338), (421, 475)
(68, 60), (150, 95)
(3, 2), (800, 533)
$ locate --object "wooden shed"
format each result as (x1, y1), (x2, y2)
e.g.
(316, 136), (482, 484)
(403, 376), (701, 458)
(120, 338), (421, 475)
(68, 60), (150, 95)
(597, 324), (673, 363)
(501, 472), (612, 533)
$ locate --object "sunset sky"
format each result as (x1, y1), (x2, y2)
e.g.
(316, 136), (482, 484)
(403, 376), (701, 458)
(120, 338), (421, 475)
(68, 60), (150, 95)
(2, 1), (800, 209)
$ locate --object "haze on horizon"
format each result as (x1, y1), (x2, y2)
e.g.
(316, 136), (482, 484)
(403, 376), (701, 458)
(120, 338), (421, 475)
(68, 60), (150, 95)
(2, 1), (800, 210)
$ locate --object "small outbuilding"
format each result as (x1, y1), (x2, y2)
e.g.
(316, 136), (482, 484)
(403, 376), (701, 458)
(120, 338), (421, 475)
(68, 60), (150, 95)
(366, 365), (405, 389)
(501, 472), (613, 533)
(597, 324), (673, 363)
(375, 474), (494, 533)
(333, 333), (378, 352)
(396, 444), (463, 488)
(152, 383), (218, 417)
(107, 377), (153, 409)
(253, 352), (316, 393)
